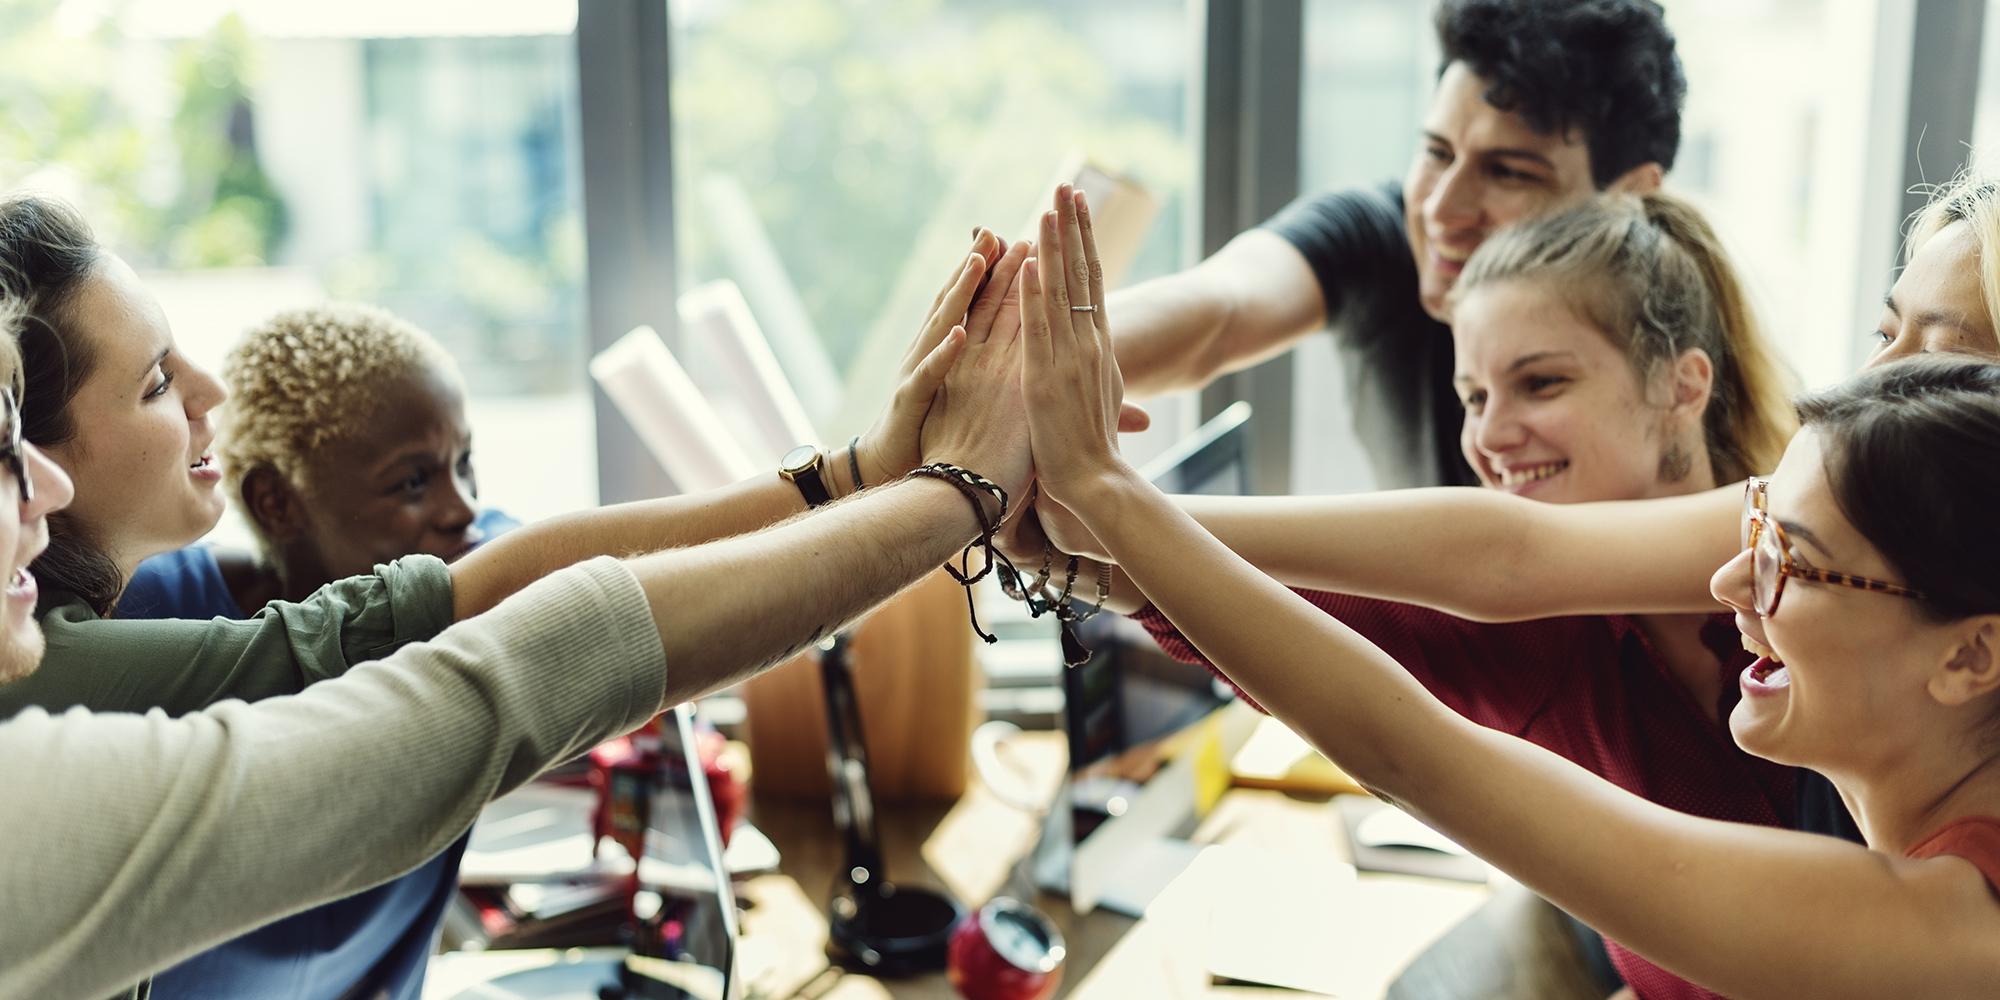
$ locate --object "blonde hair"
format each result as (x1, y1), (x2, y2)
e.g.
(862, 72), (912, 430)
(1907, 168), (2000, 335)
(1451, 191), (1797, 484)
(218, 302), (463, 543)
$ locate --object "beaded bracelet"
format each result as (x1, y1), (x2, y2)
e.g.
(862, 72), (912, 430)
(907, 462), (1014, 643)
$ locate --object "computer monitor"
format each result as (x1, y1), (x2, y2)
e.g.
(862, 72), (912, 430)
(1037, 403), (1251, 912)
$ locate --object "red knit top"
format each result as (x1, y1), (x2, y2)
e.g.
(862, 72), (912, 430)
(1907, 817), (2000, 896)
(1132, 592), (1797, 1000)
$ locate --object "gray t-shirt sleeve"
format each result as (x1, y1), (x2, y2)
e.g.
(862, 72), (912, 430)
(0, 554), (455, 718)
(0, 557), (665, 1000)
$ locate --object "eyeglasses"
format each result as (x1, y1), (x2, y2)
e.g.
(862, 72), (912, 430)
(0, 387), (28, 504)
(1739, 476), (1922, 616)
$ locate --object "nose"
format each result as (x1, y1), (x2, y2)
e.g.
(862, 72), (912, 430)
(21, 443), (73, 519)
(434, 474), (479, 540)
(1470, 397), (1528, 459)
(1425, 161), (1483, 231)
(1711, 544), (1756, 615)
(185, 360), (228, 417)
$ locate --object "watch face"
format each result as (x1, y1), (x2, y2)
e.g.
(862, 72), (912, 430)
(781, 444), (821, 474)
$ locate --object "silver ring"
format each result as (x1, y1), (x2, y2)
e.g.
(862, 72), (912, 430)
(1070, 304), (1097, 313)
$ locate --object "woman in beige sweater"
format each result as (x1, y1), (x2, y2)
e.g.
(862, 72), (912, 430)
(0, 223), (1038, 997)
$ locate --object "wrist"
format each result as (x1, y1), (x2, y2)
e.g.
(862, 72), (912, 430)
(1052, 461), (1142, 517)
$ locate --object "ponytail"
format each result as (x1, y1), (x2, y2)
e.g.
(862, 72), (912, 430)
(1454, 191), (1797, 484)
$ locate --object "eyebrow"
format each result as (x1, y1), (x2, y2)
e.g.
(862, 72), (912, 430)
(1777, 518), (1836, 561)
(1421, 132), (1560, 172)
(1884, 292), (1980, 337)
(1452, 351), (1580, 386)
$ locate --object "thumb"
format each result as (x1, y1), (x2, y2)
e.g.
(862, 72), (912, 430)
(1116, 401), (1151, 434)
(903, 326), (967, 405)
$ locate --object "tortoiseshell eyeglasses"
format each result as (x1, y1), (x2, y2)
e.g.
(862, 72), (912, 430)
(0, 387), (27, 504)
(1739, 476), (1922, 617)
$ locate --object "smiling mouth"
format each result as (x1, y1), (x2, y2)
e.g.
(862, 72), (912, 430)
(1495, 461), (1568, 488)
(189, 454), (215, 472)
(1741, 635), (1788, 681)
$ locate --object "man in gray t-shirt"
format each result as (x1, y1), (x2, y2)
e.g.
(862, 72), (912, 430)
(1110, 0), (1687, 490)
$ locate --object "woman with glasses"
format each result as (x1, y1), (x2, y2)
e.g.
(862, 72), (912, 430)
(1019, 209), (2000, 996)
(1015, 188), (1806, 999)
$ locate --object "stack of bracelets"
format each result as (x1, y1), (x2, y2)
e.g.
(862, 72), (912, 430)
(905, 465), (1109, 668)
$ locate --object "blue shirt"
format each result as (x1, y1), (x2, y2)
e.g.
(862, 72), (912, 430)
(123, 508), (520, 1000)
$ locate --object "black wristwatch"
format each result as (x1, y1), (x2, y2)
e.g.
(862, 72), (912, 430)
(780, 444), (834, 508)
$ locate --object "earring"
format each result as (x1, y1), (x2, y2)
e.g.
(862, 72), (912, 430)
(1657, 441), (1693, 483)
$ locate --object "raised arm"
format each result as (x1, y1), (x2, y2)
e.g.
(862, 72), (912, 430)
(1022, 187), (2000, 1000)
(1110, 228), (1323, 398)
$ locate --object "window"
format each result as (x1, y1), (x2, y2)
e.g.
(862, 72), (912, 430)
(3, 0), (593, 533)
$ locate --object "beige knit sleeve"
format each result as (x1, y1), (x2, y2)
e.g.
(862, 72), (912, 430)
(0, 556), (665, 1000)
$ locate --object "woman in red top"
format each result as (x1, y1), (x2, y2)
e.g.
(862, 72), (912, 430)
(1018, 188), (2000, 998)
(1020, 189), (1811, 998)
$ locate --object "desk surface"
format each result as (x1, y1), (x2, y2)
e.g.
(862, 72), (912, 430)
(727, 732), (1491, 999)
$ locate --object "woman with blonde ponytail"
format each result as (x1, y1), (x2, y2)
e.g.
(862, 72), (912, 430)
(1009, 191), (1814, 999)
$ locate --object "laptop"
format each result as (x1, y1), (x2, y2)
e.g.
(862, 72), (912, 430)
(445, 704), (737, 1000)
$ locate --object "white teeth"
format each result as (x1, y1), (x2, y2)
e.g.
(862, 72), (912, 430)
(1741, 635), (1780, 661)
(1496, 462), (1567, 487)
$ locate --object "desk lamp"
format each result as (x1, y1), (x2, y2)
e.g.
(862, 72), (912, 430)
(819, 634), (965, 975)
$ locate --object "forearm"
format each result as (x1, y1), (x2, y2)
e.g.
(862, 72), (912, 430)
(1108, 274), (1234, 398)
(0, 560), (664, 999)
(627, 476), (985, 704)
(450, 473), (809, 620)
(1178, 486), (1734, 620)
(1111, 230), (1322, 399)
(1078, 470), (1457, 784)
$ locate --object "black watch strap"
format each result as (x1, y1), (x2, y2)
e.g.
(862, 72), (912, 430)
(780, 445), (834, 508)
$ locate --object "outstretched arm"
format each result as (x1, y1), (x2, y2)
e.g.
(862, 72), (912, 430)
(1110, 228), (1323, 398)
(448, 233), (1029, 621)
(1028, 484), (1738, 621)
(1022, 185), (2000, 1000)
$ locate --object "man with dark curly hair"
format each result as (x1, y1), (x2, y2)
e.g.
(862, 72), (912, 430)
(1112, 0), (1684, 492)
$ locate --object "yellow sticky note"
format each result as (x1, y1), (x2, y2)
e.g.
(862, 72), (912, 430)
(1192, 718), (1228, 816)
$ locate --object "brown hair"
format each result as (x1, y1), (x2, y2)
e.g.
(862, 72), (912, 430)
(0, 194), (125, 615)
(1796, 356), (2000, 624)
(1452, 191), (1798, 484)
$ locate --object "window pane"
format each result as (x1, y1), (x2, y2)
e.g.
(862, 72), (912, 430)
(667, 0), (1192, 465)
(0, 0), (593, 532)
(1291, 0), (1432, 496)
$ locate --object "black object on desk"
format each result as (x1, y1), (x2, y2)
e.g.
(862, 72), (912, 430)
(819, 634), (965, 976)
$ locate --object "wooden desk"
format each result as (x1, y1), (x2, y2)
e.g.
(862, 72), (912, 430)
(730, 733), (1491, 999)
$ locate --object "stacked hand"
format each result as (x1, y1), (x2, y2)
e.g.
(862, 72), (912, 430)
(1019, 184), (1137, 518)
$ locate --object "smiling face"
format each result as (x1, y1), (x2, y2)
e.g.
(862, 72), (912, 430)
(1710, 431), (1956, 774)
(1452, 277), (1707, 504)
(1404, 62), (1603, 322)
(0, 440), (75, 683)
(1867, 221), (2000, 365)
(287, 366), (482, 586)
(40, 257), (228, 576)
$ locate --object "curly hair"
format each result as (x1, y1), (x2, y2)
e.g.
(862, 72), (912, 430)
(1435, 0), (1685, 187)
(218, 302), (463, 548)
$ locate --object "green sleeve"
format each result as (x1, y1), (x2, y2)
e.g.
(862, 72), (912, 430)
(0, 555), (454, 717)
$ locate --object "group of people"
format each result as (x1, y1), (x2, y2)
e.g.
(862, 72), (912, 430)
(3, 0), (1999, 998)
